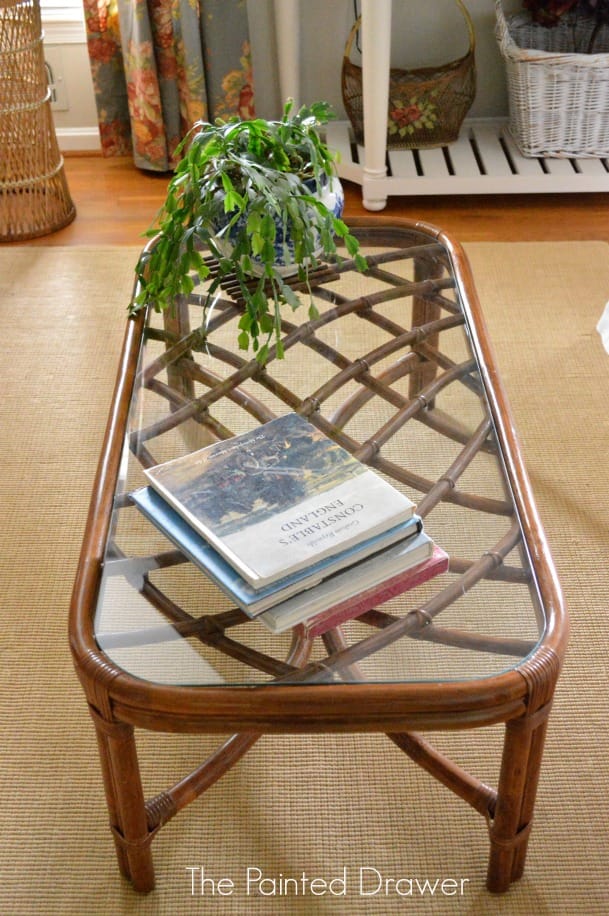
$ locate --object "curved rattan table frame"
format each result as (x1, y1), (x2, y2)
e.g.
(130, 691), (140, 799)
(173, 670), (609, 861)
(69, 217), (568, 895)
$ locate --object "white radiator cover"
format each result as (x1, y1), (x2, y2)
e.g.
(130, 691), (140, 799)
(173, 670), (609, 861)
(328, 119), (609, 196)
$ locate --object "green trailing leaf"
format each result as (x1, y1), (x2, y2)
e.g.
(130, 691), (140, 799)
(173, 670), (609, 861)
(355, 253), (368, 273)
(239, 253), (254, 273)
(259, 312), (275, 334)
(256, 342), (270, 364)
(238, 312), (252, 332)
(279, 281), (302, 312)
(343, 233), (361, 257)
(180, 274), (195, 296)
(221, 173), (244, 213)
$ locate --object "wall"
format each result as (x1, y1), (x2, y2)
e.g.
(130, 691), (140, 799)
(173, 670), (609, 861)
(42, 16), (100, 150)
(248, 0), (522, 121)
(44, 0), (522, 152)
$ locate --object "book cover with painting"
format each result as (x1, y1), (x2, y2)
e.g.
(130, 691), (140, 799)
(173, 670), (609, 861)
(143, 413), (416, 587)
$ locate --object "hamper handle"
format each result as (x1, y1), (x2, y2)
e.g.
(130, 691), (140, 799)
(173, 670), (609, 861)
(344, 0), (476, 62)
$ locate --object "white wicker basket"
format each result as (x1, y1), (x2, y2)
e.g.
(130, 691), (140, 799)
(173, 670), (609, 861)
(496, 0), (609, 158)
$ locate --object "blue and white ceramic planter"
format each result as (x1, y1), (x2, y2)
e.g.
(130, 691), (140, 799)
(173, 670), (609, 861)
(213, 173), (344, 278)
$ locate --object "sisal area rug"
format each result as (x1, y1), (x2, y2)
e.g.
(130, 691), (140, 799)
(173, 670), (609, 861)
(1, 242), (608, 915)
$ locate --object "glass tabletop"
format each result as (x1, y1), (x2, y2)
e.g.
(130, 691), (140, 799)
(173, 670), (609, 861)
(94, 224), (545, 687)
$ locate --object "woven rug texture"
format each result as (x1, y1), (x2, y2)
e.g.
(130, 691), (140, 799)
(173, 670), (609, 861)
(0, 242), (608, 915)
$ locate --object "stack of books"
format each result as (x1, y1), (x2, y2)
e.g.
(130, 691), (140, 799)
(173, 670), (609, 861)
(131, 413), (448, 636)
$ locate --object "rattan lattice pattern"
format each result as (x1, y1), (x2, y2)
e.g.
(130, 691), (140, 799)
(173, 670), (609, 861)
(96, 226), (542, 687)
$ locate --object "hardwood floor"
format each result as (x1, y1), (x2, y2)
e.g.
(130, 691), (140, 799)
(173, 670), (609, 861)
(3, 152), (609, 246)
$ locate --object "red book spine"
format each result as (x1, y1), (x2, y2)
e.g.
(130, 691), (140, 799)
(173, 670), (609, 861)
(297, 545), (449, 639)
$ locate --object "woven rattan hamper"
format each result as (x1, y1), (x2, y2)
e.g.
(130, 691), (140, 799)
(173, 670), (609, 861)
(496, 0), (609, 158)
(0, 0), (75, 240)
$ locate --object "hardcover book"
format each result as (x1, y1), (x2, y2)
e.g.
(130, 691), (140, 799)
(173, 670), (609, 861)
(295, 544), (449, 638)
(131, 486), (423, 616)
(258, 530), (439, 634)
(143, 413), (416, 587)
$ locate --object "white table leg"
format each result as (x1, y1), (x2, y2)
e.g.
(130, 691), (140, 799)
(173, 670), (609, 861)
(273, 0), (301, 108)
(361, 0), (391, 211)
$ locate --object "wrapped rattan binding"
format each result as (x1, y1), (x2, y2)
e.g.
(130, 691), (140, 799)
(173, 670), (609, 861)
(0, 0), (76, 241)
(496, 0), (609, 158)
(341, 0), (476, 150)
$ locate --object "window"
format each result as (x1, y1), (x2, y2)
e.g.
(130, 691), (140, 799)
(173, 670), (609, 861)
(40, 0), (84, 23)
(40, 0), (85, 43)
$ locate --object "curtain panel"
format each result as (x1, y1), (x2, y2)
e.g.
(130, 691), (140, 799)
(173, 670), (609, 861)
(83, 0), (255, 171)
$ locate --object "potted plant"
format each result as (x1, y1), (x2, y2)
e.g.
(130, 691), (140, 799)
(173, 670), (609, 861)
(130, 100), (367, 363)
(496, 0), (609, 157)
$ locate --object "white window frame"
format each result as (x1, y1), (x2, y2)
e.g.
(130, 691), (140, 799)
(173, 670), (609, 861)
(40, 0), (86, 43)
(40, 0), (84, 21)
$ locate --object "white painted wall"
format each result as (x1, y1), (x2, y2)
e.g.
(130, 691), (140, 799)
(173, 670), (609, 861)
(42, 17), (100, 150)
(248, 0), (522, 120)
(44, 0), (521, 151)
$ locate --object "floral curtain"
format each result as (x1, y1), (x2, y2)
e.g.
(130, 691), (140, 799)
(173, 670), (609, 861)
(83, 0), (255, 171)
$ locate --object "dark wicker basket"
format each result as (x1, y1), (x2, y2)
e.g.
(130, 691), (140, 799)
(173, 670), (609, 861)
(342, 1), (476, 150)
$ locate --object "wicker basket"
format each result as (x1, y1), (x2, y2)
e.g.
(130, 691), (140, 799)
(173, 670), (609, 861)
(496, 0), (609, 158)
(341, 0), (476, 150)
(0, 0), (76, 240)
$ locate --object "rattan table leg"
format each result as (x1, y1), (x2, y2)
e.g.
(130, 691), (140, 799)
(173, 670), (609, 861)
(408, 254), (445, 398)
(89, 708), (156, 893)
(508, 713), (551, 883)
(486, 704), (551, 892)
(162, 296), (195, 400)
(91, 715), (130, 880)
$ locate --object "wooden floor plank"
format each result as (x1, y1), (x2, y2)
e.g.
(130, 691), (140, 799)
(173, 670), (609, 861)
(2, 152), (609, 247)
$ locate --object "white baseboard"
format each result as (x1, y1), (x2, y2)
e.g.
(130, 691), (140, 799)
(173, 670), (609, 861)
(56, 127), (101, 152)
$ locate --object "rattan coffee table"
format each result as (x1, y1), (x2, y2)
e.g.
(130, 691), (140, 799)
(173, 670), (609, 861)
(70, 218), (568, 894)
